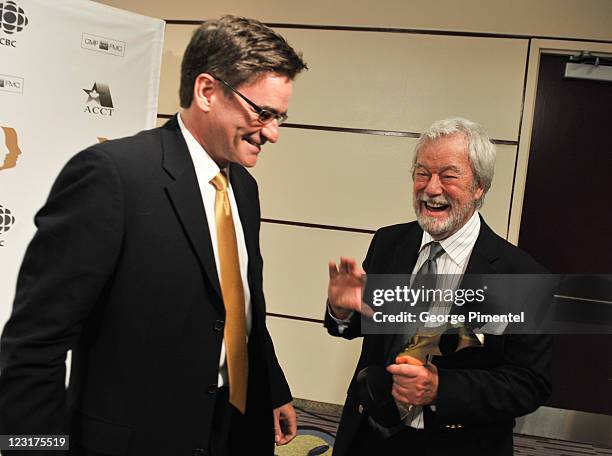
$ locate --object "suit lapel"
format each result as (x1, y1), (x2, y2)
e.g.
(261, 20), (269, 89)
(464, 219), (501, 275)
(392, 225), (423, 274)
(229, 165), (258, 271)
(453, 219), (501, 320)
(161, 116), (222, 305)
(383, 223), (423, 360)
(229, 165), (264, 327)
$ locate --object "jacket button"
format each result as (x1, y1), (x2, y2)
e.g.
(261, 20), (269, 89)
(214, 320), (224, 332)
(358, 404), (364, 414)
(207, 384), (218, 394)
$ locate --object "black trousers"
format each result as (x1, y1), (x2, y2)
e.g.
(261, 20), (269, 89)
(347, 415), (513, 456)
(348, 417), (428, 455)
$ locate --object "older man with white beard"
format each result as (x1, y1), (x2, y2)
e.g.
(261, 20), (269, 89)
(325, 118), (551, 456)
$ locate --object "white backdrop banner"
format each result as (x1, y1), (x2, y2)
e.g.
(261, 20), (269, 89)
(0, 0), (165, 327)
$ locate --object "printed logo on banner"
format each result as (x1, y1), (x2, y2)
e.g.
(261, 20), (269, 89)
(0, 74), (23, 93)
(83, 82), (115, 117)
(0, 1), (28, 34)
(82, 33), (126, 57)
(0, 204), (16, 247)
(0, 126), (22, 171)
(0, 1), (28, 48)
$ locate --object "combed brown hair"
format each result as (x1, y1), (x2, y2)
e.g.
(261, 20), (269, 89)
(179, 15), (307, 108)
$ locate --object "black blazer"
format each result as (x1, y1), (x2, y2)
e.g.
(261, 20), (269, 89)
(325, 219), (552, 456)
(0, 116), (291, 455)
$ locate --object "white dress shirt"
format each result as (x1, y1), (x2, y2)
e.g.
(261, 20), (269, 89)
(177, 113), (252, 388)
(406, 210), (480, 428)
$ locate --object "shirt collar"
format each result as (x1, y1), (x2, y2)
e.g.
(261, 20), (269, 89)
(177, 112), (229, 184)
(420, 210), (481, 266)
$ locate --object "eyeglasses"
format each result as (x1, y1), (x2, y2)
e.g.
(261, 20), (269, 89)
(213, 76), (288, 125)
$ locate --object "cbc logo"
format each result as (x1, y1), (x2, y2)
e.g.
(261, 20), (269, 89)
(0, 1), (29, 35)
(0, 205), (15, 246)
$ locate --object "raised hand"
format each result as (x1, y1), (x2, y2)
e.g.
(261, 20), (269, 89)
(328, 256), (371, 320)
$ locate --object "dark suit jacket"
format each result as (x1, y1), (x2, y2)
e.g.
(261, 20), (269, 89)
(0, 116), (291, 455)
(325, 219), (552, 456)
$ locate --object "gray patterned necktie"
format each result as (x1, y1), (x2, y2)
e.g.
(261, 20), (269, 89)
(417, 241), (445, 275)
(409, 241), (446, 304)
(387, 242), (446, 363)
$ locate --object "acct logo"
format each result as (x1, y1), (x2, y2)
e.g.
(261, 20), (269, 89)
(83, 82), (115, 117)
(0, 126), (22, 171)
(0, 1), (28, 34)
(0, 205), (16, 246)
(81, 33), (125, 57)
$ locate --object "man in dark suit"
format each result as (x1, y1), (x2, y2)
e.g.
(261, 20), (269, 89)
(326, 118), (551, 456)
(0, 16), (306, 455)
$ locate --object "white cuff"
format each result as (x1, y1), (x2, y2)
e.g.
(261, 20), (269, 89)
(327, 302), (353, 334)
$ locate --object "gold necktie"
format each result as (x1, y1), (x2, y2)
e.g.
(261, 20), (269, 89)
(211, 171), (248, 414)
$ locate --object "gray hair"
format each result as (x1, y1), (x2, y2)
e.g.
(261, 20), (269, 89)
(412, 117), (496, 209)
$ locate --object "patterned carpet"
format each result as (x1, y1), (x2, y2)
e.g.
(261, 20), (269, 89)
(274, 400), (612, 456)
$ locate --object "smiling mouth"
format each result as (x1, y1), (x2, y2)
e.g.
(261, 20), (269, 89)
(422, 201), (450, 212)
(242, 136), (261, 151)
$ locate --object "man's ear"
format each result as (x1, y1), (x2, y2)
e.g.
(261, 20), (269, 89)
(192, 73), (216, 113)
(473, 184), (484, 203)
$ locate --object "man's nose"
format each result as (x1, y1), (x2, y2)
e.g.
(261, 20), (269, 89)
(424, 174), (443, 195)
(260, 119), (280, 144)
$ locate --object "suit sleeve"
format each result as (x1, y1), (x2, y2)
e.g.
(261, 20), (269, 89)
(0, 147), (124, 435)
(244, 177), (292, 408)
(263, 323), (293, 409)
(324, 230), (380, 340)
